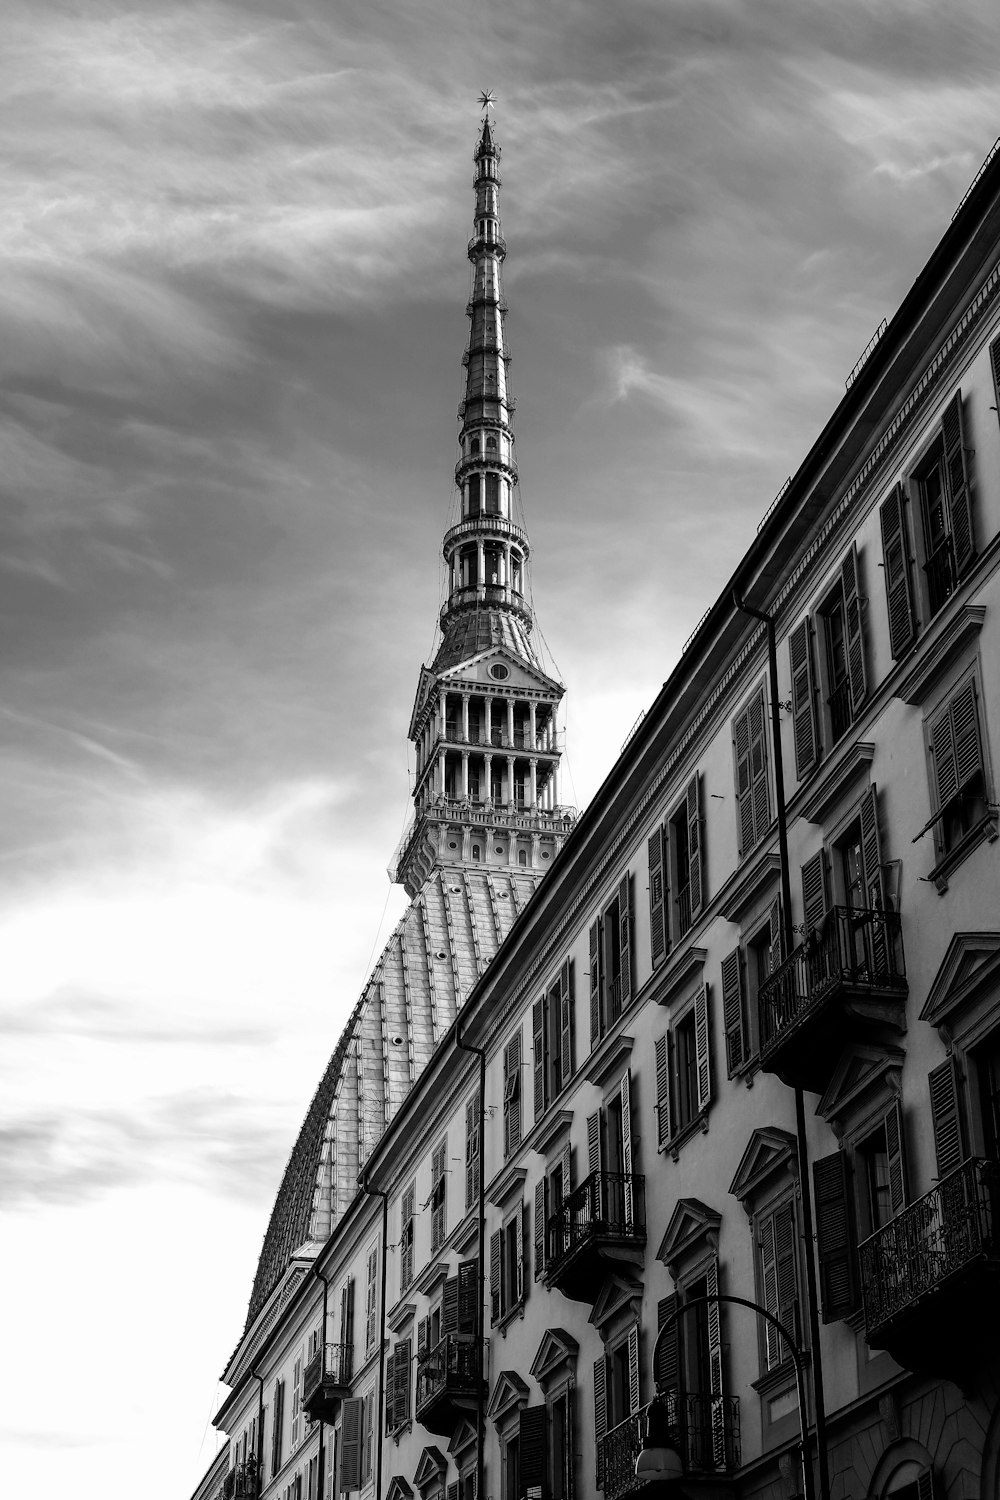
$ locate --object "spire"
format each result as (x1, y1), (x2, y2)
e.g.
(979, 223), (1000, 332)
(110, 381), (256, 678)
(393, 109), (574, 898)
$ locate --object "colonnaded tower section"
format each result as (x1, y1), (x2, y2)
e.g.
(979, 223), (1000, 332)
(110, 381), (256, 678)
(395, 114), (573, 897)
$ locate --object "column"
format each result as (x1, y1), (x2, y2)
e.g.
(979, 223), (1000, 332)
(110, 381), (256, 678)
(477, 540), (485, 591)
(529, 759), (537, 808)
(484, 753), (493, 806)
(461, 693), (470, 742)
(437, 747), (446, 798)
(507, 698), (515, 746)
(506, 756), (515, 807)
(461, 752), (469, 799)
(549, 761), (559, 810)
(529, 702), (537, 750)
(485, 695), (493, 746)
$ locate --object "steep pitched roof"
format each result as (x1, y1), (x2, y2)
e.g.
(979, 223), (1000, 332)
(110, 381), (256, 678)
(431, 607), (538, 673)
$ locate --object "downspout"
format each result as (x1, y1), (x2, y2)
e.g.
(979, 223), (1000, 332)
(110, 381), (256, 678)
(361, 1169), (390, 1500)
(313, 1265), (331, 1500)
(455, 1018), (487, 1500)
(733, 591), (831, 1500)
(250, 1368), (265, 1498)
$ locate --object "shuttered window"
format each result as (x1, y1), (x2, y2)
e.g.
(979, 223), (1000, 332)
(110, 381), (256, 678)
(721, 947), (748, 1076)
(271, 1377), (285, 1478)
(339, 1397), (361, 1494)
(648, 824), (668, 968)
(927, 676), (990, 858)
(656, 985), (713, 1145)
(789, 615), (819, 779)
(812, 1150), (858, 1322)
(519, 1405), (548, 1497)
(534, 959), (575, 1119)
(757, 1198), (799, 1372)
(364, 1246), (378, 1355)
(589, 877), (634, 1050)
(929, 1055), (966, 1176)
(880, 483), (916, 658)
(430, 1138), (447, 1252)
(503, 1030), (522, 1157)
(400, 1182), (415, 1293)
(465, 1094), (481, 1213)
(733, 686), (771, 857)
(490, 1205), (527, 1323)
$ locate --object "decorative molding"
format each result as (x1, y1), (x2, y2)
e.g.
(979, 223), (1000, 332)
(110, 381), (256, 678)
(487, 1166), (528, 1212)
(413, 1446), (447, 1493)
(798, 742), (875, 825)
(895, 605), (986, 705)
(387, 1301), (416, 1336)
(728, 1126), (798, 1207)
(588, 1272), (643, 1332)
(585, 1034), (635, 1090)
(817, 1045), (905, 1128)
(448, 1419), (479, 1460)
(529, 1328), (580, 1388)
(919, 931), (1000, 1029)
(655, 1198), (721, 1271)
(386, 1480), (414, 1500)
(414, 1260), (450, 1298)
(487, 1370), (530, 1425)
(532, 1109), (574, 1157)
(651, 948), (708, 1010)
(452, 1213), (479, 1256)
(719, 853), (781, 923)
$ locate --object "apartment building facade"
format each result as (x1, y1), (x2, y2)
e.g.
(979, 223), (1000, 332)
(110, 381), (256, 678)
(201, 128), (1000, 1500)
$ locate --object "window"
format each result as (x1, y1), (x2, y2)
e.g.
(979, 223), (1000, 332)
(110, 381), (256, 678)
(364, 1245), (378, 1356)
(593, 1326), (640, 1488)
(467, 475), (481, 518)
(290, 1351), (304, 1450)
(755, 1196), (800, 1373)
(491, 1202), (528, 1324)
(417, 1259), (478, 1354)
(721, 899), (782, 1077)
(655, 985), (712, 1147)
(733, 686), (771, 857)
(648, 775), (705, 965)
(532, 959), (575, 1118)
(360, 1390), (374, 1485)
(339, 1276), (356, 1365)
(924, 672), (993, 869)
(385, 1337), (411, 1436)
(464, 1092), (481, 1212)
(588, 874), (634, 1048)
(655, 1261), (729, 1470)
(486, 474), (501, 514)
(430, 1139), (447, 1253)
(534, 1139), (573, 1279)
(270, 1377), (285, 1478)
(548, 1388), (575, 1500)
(584, 1070), (638, 1234)
(503, 1030), (522, 1157)
(400, 1183), (415, 1294)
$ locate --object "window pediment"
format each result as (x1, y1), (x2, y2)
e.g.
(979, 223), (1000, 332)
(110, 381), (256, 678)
(798, 741), (875, 826)
(651, 948), (708, 1010)
(488, 1165), (527, 1211)
(719, 852), (781, 924)
(414, 1261), (450, 1298)
(529, 1327), (579, 1388)
(388, 1301), (416, 1335)
(386, 1481), (414, 1500)
(728, 1126), (797, 1209)
(655, 1197), (721, 1272)
(448, 1419), (478, 1460)
(585, 1033), (634, 1089)
(588, 1271), (642, 1333)
(413, 1447), (447, 1493)
(487, 1370), (530, 1425)
(532, 1109), (573, 1156)
(817, 1044), (904, 1131)
(895, 604), (986, 706)
(919, 932), (1000, 1039)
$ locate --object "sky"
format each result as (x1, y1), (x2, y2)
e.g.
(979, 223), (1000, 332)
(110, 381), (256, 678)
(1, 1), (998, 1494)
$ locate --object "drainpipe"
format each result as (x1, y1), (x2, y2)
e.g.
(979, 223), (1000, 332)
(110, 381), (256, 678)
(314, 1265), (331, 1500)
(733, 591), (831, 1500)
(456, 1018), (487, 1500)
(250, 1368), (265, 1498)
(361, 1169), (390, 1500)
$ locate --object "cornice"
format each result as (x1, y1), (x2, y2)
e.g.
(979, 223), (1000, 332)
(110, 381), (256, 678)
(719, 852), (781, 924)
(487, 1165), (527, 1212)
(585, 1033), (635, 1090)
(798, 742), (875, 826)
(531, 1109), (574, 1156)
(895, 603), (987, 705)
(650, 947), (708, 1010)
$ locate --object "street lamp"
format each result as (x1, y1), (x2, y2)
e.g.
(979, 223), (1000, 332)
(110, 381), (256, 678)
(635, 1292), (814, 1500)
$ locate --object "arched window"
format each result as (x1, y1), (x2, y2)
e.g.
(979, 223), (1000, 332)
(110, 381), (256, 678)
(472, 843), (481, 861)
(486, 435), (498, 452)
(518, 849), (528, 867)
(471, 438), (480, 455)
(468, 476), (481, 518)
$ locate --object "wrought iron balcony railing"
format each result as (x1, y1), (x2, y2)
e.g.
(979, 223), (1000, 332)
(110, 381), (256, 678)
(222, 1459), (259, 1500)
(758, 904), (906, 1055)
(415, 1335), (481, 1418)
(302, 1342), (353, 1418)
(546, 1171), (645, 1272)
(859, 1157), (999, 1340)
(599, 1394), (741, 1499)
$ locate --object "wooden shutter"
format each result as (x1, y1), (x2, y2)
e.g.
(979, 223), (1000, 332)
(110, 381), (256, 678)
(767, 894), (784, 975)
(620, 1069), (634, 1227)
(560, 1137), (572, 1199)
(519, 1406), (548, 1491)
(534, 1177), (547, 1279)
(393, 1343), (409, 1431)
(431, 1141), (446, 1252)
(800, 851), (829, 931)
(516, 1202), (526, 1303)
(533, 997), (546, 1118)
(929, 1056), (965, 1176)
(417, 1316), (430, 1358)
(504, 1032), (522, 1156)
(933, 679), (984, 824)
(490, 1228), (502, 1324)
(942, 392), (975, 576)
(841, 542), (868, 714)
(442, 1274), (459, 1336)
(588, 918), (603, 1048)
(760, 1200), (797, 1368)
(706, 1258), (725, 1466)
(339, 1397), (362, 1493)
(447, 1484), (459, 1500)
(880, 483), (916, 659)
(655, 1035), (671, 1146)
(465, 1098), (479, 1213)
(721, 947), (747, 1075)
(992, 337), (1000, 434)
(618, 872), (633, 1008)
(733, 700), (754, 857)
(291, 1354), (303, 1449)
(884, 1098), (906, 1215)
(686, 774), (704, 918)
(812, 1150), (858, 1321)
(655, 1293), (679, 1392)
(694, 983), (712, 1111)
(748, 688), (770, 845)
(458, 1257), (478, 1335)
(859, 784), (885, 909)
(627, 1324), (641, 1415)
(648, 825), (668, 967)
(587, 1111), (602, 1177)
(271, 1377), (285, 1476)
(593, 1356), (607, 1488)
(789, 617), (819, 778)
(559, 958), (575, 1085)
(384, 1345), (396, 1430)
(342, 1276), (355, 1348)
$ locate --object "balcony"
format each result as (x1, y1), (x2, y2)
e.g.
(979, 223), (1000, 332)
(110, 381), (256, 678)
(757, 905), (907, 1092)
(415, 1336), (484, 1436)
(222, 1460), (259, 1500)
(544, 1171), (645, 1302)
(599, 1395), (741, 1499)
(859, 1157), (1000, 1378)
(302, 1342), (353, 1423)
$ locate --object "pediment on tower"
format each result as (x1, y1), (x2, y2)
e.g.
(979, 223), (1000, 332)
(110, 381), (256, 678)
(442, 646), (563, 698)
(408, 665), (439, 737)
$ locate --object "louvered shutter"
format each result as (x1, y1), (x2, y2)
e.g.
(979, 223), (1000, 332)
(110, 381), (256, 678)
(789, 617), (819, 778)
(859, 784), (885, 909)
(929, 680), (983, 831)
(465, 1098), (479, 1213)
(593, 1356), (607, 1488)
(627, 1324), (641, 1415)
(618, 872), (633, 1008)
(880, 484), (916, 658)
(774, 1201), (799, 1351)
(620, 1070), (634, 1228)
(588, 919), (603, 1048)
(694, 983), (712, 1111)
(339, 1398), (362, 1493)
(885, 1098), (906, 1215)
(767, 895), (784, 975)
(721, 947), (747, 1075)
(431, 1141), (446, 1252)
(442, 1275), (459, 1336)
(291, 1354), (303, 1449)
(395, 1338), (411, 1427)
(342, 1277), (355, 1348)
(992, 337), (1000, 431)
(929, 1057), (965, 1176)
(655, 1034), (671, 1146)
(447, 1484), (459, 1500)
(516, 1202), (525, 1303)
(559, 959), (575, 1084)
(458, 1257), (478, 1335)
(801, 851), (829, 931)
(687, 775), (704, 918)
(841, 543), (868, 714)
(503, 1032), (522, 1156)
(749, 689), (771, 845)
(942, 392), (975, 576)
(271, 1378), (285, 1476)
(655, 1294), (679, 1393)
(813, 1151), (858, 1321)
(706, 1258), (725, 1467)
(587, 1111), (602, 1177)
(560, 1137), (572, 1199)
(490, 1229), (502, 1324)
(384, 1346), (396, 1430)
(533, 998), (546, 1117)
(733, 701), (755, 857)
(534, 1177), (547, 1279)
(417, 1316), (430, 1358)
(519, 1406), (548, 1492)
(649, 825), (667, 967)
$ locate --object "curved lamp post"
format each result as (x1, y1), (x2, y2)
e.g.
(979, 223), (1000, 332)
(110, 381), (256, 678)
(636, 1292), (815, 1500)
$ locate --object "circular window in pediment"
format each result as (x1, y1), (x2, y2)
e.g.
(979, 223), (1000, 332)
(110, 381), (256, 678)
(489, 663), (509, 680)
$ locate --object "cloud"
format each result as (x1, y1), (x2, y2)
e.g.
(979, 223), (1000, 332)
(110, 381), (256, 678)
(0, 989), (273, 1046)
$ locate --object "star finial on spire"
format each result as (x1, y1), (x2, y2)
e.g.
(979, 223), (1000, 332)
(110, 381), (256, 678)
(478, 90), (496, 115)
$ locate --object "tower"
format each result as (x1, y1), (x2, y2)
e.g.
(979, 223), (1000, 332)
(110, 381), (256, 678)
(395, 113), (572, 897)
